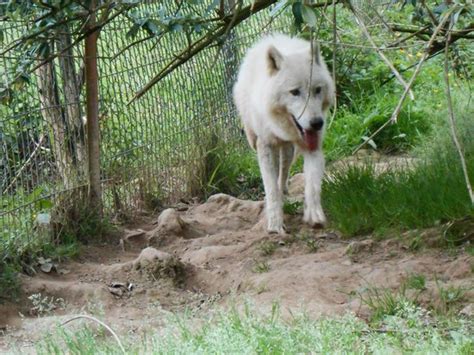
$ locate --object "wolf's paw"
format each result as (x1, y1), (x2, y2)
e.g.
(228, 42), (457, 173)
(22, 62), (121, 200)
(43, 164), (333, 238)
(303, 206), (326, 228)
(267, 215), (286, 235)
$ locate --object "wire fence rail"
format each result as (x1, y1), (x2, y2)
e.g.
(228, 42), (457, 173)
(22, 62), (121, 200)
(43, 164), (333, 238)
(0, 4), (288, 255)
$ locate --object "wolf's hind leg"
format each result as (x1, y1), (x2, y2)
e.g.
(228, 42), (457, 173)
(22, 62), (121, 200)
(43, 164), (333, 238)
(279, 142), (295, 195)
(244, 125), (257, 150)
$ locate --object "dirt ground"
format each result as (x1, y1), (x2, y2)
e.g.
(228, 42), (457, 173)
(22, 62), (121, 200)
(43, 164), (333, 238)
(1, 170), (473, 352)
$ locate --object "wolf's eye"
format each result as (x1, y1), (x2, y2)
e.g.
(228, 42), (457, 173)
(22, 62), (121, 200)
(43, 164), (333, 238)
(314, 86), (322, 95)
(290, 89), (301, 96)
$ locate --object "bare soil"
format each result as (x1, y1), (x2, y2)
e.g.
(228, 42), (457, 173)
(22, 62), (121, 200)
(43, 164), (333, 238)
(1, 172), (473, 352)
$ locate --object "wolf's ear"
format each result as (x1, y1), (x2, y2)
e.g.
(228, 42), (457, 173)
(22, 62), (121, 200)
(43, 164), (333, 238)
(267, 45), (283, 75)
(311, 42), (321, 66)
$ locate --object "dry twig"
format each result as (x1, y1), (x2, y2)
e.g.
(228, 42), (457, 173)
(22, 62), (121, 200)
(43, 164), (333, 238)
(129, 0), (342, 103)
(60, 314), (126, 353)
(352, 9), (454, 154)
(349, 2), (414, 100)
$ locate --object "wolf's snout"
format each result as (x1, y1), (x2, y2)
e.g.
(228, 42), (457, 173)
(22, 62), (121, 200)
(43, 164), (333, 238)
(310, 117), (324, 131)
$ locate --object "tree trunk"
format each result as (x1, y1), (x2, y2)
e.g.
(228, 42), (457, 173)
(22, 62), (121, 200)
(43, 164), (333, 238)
(36, 51), (75, 189)
(57, 28), (87, 175)
(85, 0), (102, 214)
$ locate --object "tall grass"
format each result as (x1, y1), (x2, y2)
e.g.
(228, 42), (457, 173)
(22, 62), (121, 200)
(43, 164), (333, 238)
(323, 95), (474, 236)
(35, 304), (473, 354)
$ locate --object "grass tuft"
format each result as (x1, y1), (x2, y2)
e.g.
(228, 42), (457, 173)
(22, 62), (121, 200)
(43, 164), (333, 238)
(35, 303), (474, 354)
(258, 241), (277, 256)
(252, 260), (270, 273)
(404, 273), (427, 291)
(323, 148), (473, 236)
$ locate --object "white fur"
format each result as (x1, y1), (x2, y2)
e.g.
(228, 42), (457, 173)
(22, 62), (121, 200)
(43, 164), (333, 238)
(233, 33), (335, 233)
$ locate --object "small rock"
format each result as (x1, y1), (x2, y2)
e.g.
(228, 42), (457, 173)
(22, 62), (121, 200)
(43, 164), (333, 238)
(132, 247), (185, 284)
(123, 229), (146, 240)
(319, 232), (339, 240)
(108, 281), (134, 298)
(345, 240), (374, 255)
(444, 256), (472, 279)
(157, 209), (185, 235)
(460, 304), (473, 317)
(176, 205), (189, 212)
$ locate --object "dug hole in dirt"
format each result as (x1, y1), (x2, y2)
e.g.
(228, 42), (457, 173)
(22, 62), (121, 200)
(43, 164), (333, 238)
(1, 171), (473, 350)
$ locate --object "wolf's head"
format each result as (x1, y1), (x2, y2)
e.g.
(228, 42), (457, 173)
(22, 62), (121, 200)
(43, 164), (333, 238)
(266, 43), (334, 151)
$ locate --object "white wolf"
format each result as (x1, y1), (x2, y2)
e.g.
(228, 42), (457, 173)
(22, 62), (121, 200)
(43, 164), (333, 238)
(233, 33), (335, 234)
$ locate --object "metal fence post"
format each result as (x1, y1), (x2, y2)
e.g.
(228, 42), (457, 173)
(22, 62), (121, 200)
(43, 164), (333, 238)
(85, 0), (102, 215)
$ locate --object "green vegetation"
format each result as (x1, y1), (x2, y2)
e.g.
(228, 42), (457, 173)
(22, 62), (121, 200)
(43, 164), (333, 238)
(405, 273), (427, 291)
(258, 240), (278, 256)
(322, 93), (473, 236)
(252, 260), (271, 273)
(1, 1), (473, 351)
(0, 192), (115, 300)
(35, 304), (473, 354)
(282, 200), (303, 215)
(193, 137), (263, 200)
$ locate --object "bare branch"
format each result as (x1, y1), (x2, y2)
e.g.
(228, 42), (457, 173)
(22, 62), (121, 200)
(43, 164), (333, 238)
(352, 8), (455, 154)
(27, 6), (130, 74)
(420, 0), (438, 26)
(389, 23), (474, 42)
(129, 0), (342, 103)
(443, 32), (474, 205)
(388, 25), (431, 48)
(128, 0), (275, 104)
(348, 2), (415, 100)
(61, 315), (126, 354)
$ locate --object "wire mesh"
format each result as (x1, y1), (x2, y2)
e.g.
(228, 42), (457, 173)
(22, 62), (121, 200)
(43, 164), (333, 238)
(0, 4), (291, 256)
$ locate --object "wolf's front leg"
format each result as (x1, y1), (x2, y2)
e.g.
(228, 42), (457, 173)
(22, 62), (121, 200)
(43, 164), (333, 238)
(303, 150), (326, 226)
(257, 140), (285, 234)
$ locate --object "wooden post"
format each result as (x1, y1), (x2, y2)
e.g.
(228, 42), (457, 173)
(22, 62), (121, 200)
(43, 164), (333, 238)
(85, 0), (102, 215)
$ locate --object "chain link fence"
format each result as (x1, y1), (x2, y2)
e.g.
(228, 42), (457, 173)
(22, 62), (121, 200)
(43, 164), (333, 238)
(1, 4), (290, 254)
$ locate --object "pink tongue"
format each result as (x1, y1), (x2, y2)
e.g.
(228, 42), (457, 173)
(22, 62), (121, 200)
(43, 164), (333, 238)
(304, 130), (319, 151)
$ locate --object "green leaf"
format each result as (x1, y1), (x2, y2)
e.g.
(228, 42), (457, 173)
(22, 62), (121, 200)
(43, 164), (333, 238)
(361, 136), (377, 150)
(194, 24), (202, 33)
(452, 8), (463, 26)
(205, 0), (220, 14)
(37, 199), (53, 210)
(126, 23), (140, 39)
(144, 19), (160, 35)
(270, 0), (289, 17)
(0, 87), (13, 105)
(433, 3), (448, 16)
(171, 23), (183, 32)
(301, 4), (318, 28)
(292, 2), (303, 30)
(31, 187), (45, 199)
